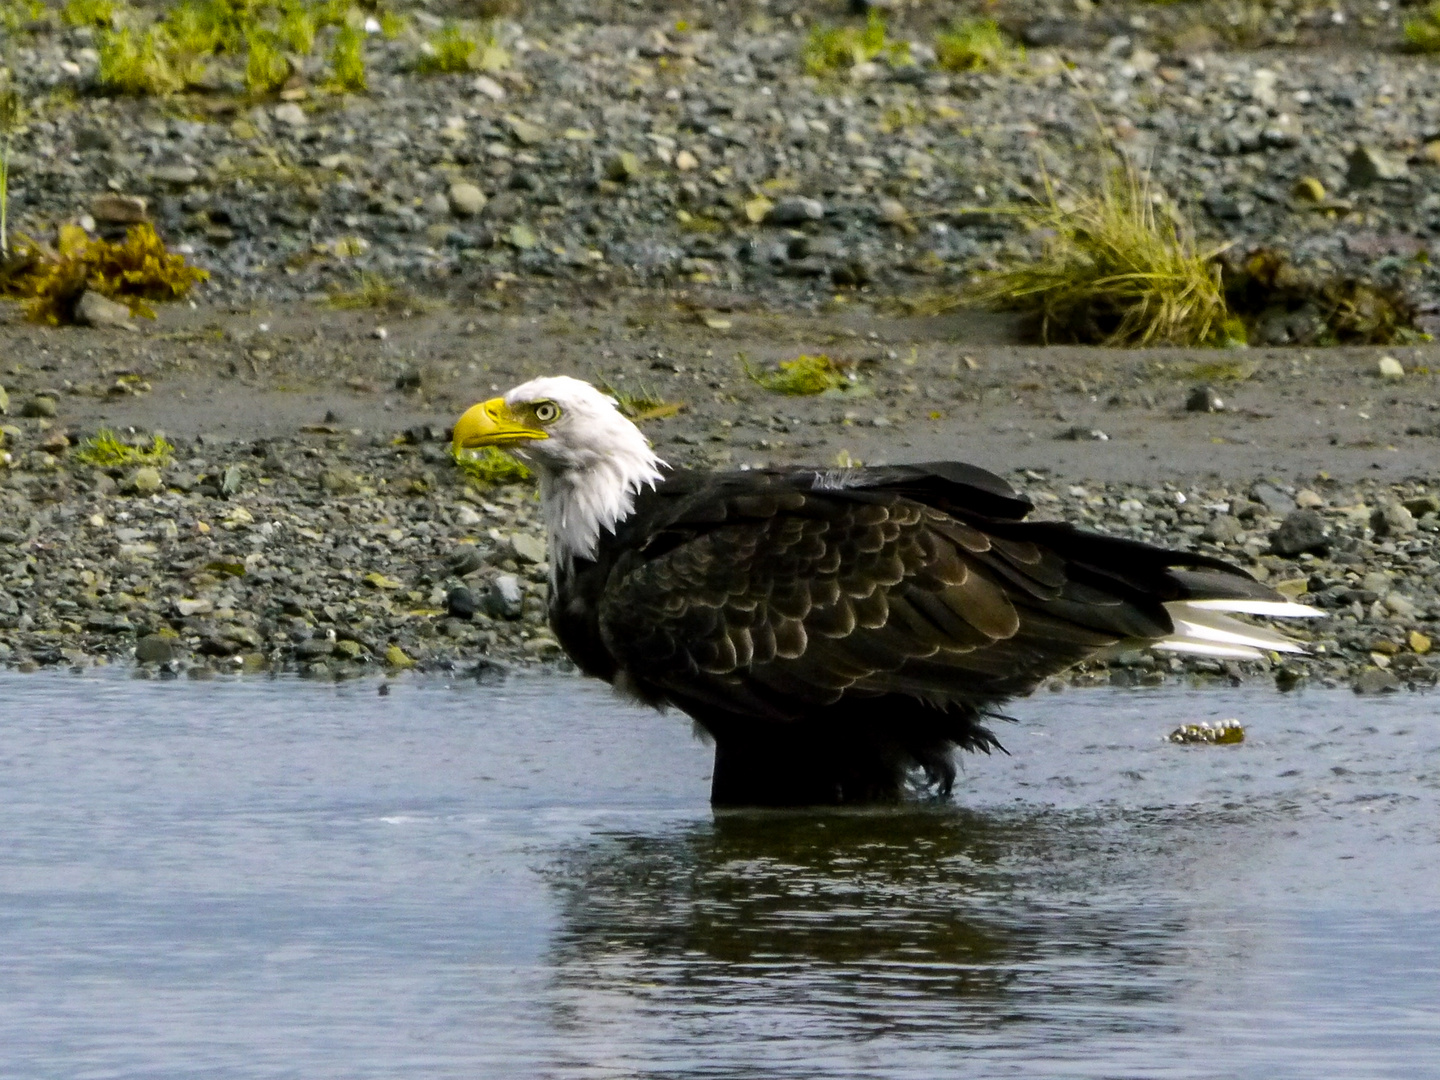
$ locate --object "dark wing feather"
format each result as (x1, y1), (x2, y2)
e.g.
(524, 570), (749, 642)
(566, 463), (1282, 728)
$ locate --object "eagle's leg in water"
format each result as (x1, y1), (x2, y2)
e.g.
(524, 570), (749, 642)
(704, 715), (965, 807)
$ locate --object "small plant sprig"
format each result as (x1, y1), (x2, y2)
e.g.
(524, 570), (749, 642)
(0, 85), (22, 259)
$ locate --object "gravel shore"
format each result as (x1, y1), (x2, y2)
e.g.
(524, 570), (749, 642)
(4, 0), (1440, 320)
(3, 1), (1440, 691)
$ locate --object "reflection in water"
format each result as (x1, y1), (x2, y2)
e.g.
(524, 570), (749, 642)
(542, 807), (1217, 1070)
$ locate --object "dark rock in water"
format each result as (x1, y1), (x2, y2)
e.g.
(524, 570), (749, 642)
(1186, 384), (1224, 413)
(1271, 509), (1330, 556)
(295, 637), (335, 660)
(447, 586), (479, 621)
(1353, 668), (1401, 694)
(135, 634), (176, 664)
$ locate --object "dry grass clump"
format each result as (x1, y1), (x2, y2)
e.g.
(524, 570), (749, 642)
(74, 429), (175, 467)
(0, 86), (21, 260)
(453, 446), (531, 487)
(745, 354), (855, 395)
(1404, 2), (1440, 51)
(802, 11), (908, 76)
(934, 19), (1023, 72)
(1, 223), (208, 324)
(970, 164), (1231, 348)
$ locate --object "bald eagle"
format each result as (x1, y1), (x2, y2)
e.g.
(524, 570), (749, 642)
(453, 376), (1318, 806)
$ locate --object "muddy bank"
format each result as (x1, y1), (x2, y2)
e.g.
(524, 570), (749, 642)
(1, 295), (1438, 691)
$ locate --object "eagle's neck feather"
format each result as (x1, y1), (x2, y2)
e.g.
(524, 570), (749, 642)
(533, 441), (664, 569)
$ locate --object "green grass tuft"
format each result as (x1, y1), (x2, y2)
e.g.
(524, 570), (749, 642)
(1405, 2), (1440, 51)
(61, 0), (113, 28)
(74, 429), (175, 468)
(802, 11), (908, 76)
(745, 354), (854, 395)
(934, 19), (1023, 72)
(244, 27), (291, 94)
(453, 446), (531, 487)
(97, 26), (184, 96)
(416, 22), (478, 74)
(327, 22), (367, 91)
(968, 161), (1230, 348)
(279, 1), (316, 54)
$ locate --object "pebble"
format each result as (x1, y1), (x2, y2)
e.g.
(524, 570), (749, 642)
(448, 182), (488, 218)
(766, 197), (825, 225)
(1185, 385), (1224, 413)
(74, 290), (135, 329)
(130, 466), (164, 495)
(1378, 356), (1406, 380)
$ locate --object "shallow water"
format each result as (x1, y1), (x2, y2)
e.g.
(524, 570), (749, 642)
(1, 670), (1437, 1080)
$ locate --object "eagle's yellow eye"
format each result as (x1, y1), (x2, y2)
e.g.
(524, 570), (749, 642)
(533, 401), (560, 423)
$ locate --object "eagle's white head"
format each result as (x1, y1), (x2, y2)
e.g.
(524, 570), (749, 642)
(452, 376), (666, 567)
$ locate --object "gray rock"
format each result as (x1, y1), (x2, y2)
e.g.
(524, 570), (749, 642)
(274, 102), (307, 127)
(135, 634), (176, 664)
(509, 533), (546, 565)
(485, 573), (525, 619)
(221, 464), (244, 496)
(130, 466), (163, 495)
(448, 182), (487, 218)
(1371, 501), (1416, 538)
(447, 585), (479, 620)
(1202, 515), (1242, 544)
(1353, 668), (1401, 694)
(1251, 483), (1296, 515)
(149, 164), (200, 186)
(21, 395), (57, 418)
(320, 467), (361, 495)
(1347, 145), (1406, 188)
(766, 196), (825, 225)
(446, 543), (486, 576)
(91, 193), (148, 224)
(1186, 385), (1224, 412)
(1270, 509), (1329, 556)
(74, 290), (135, 329)
(295, 637), (335, 660)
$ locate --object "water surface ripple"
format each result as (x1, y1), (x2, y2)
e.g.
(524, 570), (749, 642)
(1, 671), (1437, 1079)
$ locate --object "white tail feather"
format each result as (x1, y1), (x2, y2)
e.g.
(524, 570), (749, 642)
(1151, 599), (1322, 660)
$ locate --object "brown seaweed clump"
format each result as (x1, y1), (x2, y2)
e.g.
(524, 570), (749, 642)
(0, 222), (208, 324)
(1221, 248), (1424, 346)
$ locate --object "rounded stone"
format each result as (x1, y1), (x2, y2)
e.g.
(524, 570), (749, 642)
(448, 182), (488, 218)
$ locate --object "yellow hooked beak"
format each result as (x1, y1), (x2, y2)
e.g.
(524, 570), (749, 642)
(452, 397), (548, 456)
